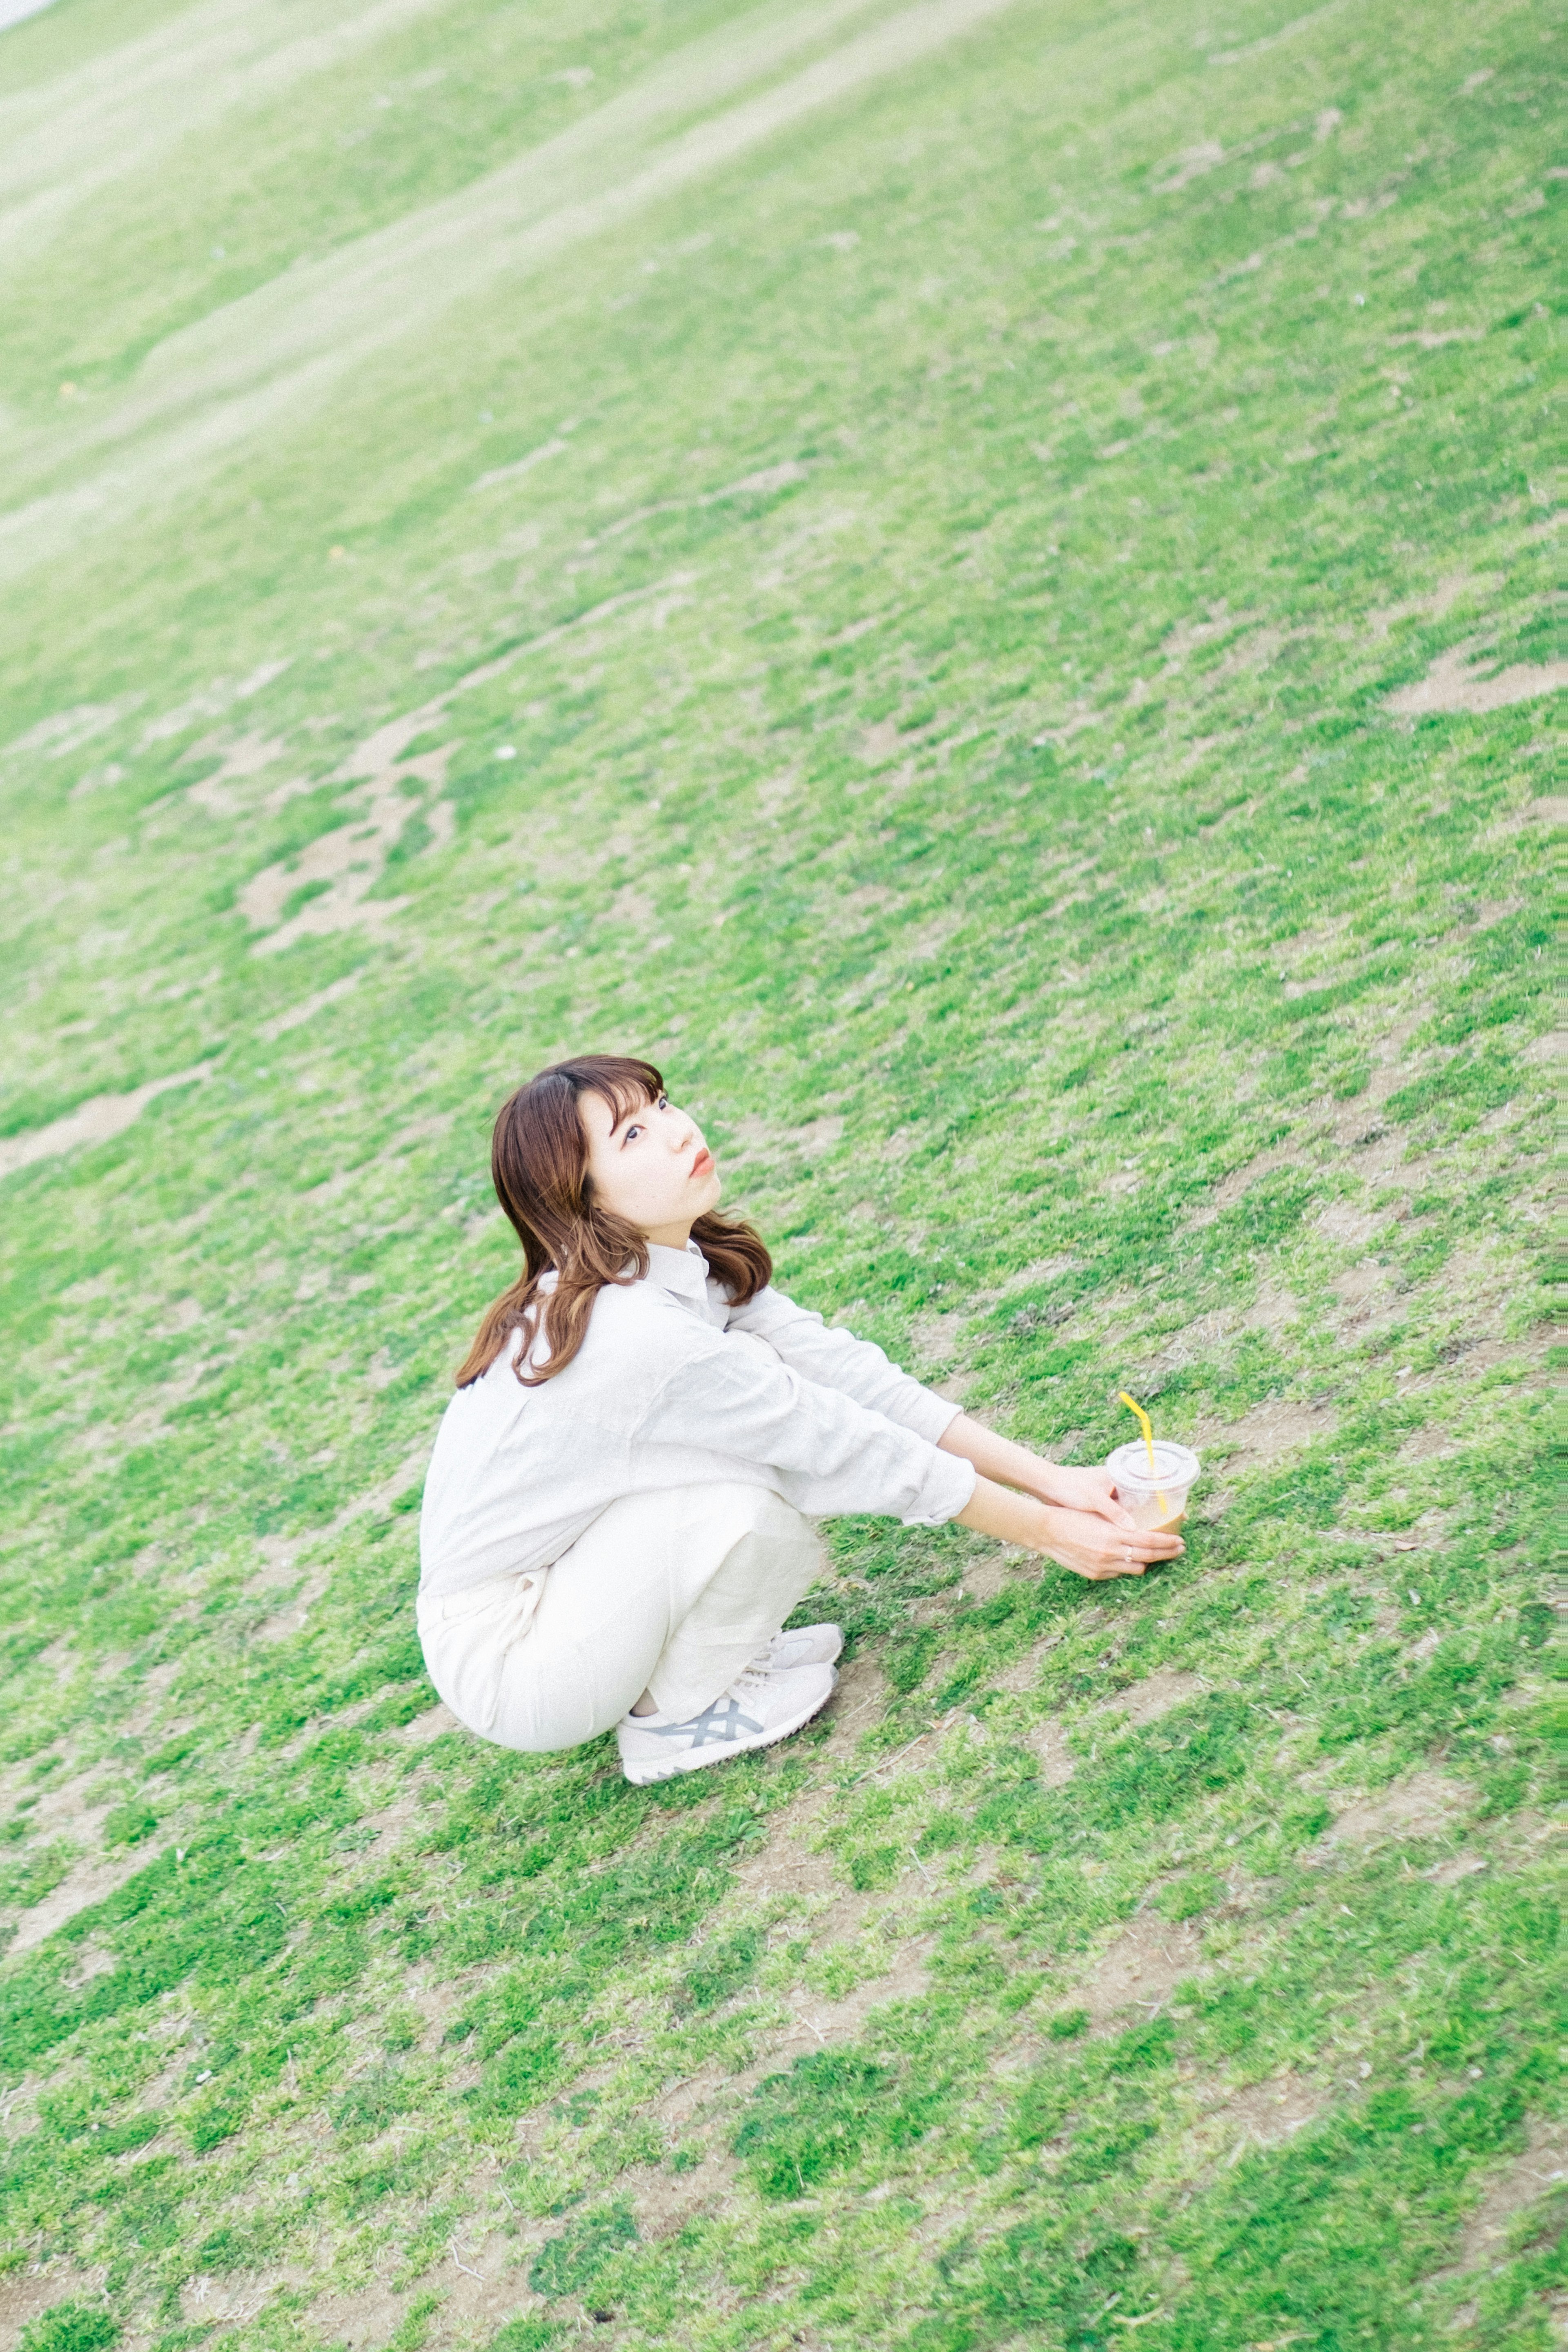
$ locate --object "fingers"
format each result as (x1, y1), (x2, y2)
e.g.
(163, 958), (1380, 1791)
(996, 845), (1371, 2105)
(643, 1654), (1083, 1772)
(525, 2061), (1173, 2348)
(1055, 1510), (1186, 1580)
(1076, 1537), (1183, 1578)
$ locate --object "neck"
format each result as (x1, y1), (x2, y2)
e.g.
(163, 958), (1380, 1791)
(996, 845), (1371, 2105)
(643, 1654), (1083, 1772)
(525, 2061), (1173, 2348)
(644, 1221), (694, 1251)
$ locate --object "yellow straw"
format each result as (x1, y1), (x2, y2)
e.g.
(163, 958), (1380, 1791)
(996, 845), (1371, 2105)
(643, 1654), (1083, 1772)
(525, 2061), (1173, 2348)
(1118, 1390), (1170, 1518)
(1118, 1390), (1158, 1477)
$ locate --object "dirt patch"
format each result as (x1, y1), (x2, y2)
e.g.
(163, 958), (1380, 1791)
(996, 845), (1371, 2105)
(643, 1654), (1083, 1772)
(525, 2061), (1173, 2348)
(0, 2266), (106, 2352)
(1437, 1328), (1552, 1379)
(1324, 1770), (1472, 1849)
(729, 1795), (842, 1911)
(1397, 1422), (1459, 1463)
(1098, 1669), (1205, 1728)
(1386, 641), (1568, 716)
(818, 1651), (889, 1763)
(1366, 569), (1495, 633)
(10, 1762), (110, 1846)
(653, 2056), (731, 2131)
(657, 1916), (938, 2169)
(777, 1933), (935, 2046)
(0, 2075), (40, 2146)
(964, 1546), (1036, 1604)
(63, 1939), (119, 1989)
(1205, 1142), (1311, 1217)
(256, 971), (363, 1042)
(238, 798), (411, 949)
(1485, 793), (1564, 844)
(1197, 1395), (1337, 1472)
(991, 1630), (1068, 1695)
(355, 1776), (439, 1855)
(1330, 1260), (1393, 1323)
(180, 2264), (302, 2328)
(1318, 1199), (1379, 1246)
(397, 1702), (459, 1748)
(1147, 1306), (1239, 1373)
(1445, 2116), (1567, 2272)
(0, 1063), (212, 1183)
(1002, 1255), (1080, 1293)
(238, 713), (456, 955)
(306, 2276), (419, 2351)
(625, 2143), (737, 2238)
(1243, 1280), (1303, 1334)
(185, 729), (292, 816)
(308, 2230), (531, 2349)
(1324, 1009), (1437, 1145)
(1025, 1721), (1076, 1788)
(1423, 1237), (1523, 1335)
(726, 1110), (845, 1166)
(909, 1307), (971, 1373)
(405, 1971), (474, 2056)
(1158, 604), (1263, 666)
(625, 1929), (941, 2232)
(1424, 1851), (1490, 1886)
(1065, 1913), (1206, 2028)
(6, 1849), (151, 1958)
(1189, 2068), (1326, 2161)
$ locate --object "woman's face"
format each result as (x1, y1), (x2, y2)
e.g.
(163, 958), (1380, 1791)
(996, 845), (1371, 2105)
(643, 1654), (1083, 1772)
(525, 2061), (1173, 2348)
(579, 1086), (722, 1247)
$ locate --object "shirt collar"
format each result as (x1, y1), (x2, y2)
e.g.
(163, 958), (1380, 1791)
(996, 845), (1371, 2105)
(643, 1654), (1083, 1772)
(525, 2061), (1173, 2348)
(645, 1240), (711, 1300)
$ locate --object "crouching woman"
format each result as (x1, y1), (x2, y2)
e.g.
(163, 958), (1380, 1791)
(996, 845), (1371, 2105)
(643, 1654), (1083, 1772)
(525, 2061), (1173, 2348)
(417, 1056), (1182, 1786)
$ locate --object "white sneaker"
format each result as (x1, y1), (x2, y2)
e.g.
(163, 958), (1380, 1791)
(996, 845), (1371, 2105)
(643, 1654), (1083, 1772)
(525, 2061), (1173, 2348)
(617, 1660), (837, 1786)
(753, 1621), (844, 1673)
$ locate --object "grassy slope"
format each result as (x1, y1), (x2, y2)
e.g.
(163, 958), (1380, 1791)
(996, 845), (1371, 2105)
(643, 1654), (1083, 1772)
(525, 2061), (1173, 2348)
(0, 0), (1558, 2346)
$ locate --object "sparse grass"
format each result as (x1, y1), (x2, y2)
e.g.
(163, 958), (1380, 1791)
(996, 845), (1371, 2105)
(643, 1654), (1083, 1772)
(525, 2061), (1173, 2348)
(0, 0), (1557, 2348)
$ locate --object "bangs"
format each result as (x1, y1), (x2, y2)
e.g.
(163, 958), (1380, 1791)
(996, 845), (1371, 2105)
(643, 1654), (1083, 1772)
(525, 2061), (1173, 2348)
(567, 1055), (665, 1132)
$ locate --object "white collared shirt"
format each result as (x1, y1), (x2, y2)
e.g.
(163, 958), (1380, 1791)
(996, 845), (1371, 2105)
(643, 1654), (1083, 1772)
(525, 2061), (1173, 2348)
(418, 1241), (976, 1599)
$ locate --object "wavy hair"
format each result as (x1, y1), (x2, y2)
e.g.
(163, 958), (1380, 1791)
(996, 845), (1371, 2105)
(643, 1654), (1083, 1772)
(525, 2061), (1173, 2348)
(454, 1055), (772, 1388)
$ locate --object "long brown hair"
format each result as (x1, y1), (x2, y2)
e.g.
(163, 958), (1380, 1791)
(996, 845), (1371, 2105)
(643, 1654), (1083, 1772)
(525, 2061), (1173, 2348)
(455, 1055), (772, 1388)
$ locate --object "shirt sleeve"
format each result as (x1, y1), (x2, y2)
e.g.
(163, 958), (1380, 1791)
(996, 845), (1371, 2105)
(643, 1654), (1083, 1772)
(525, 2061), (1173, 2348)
(723, 1285), (962, 1446)
(633, 1324), (976, 1528)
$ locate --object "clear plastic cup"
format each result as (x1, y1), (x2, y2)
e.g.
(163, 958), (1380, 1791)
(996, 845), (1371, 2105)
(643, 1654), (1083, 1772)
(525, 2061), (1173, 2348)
(1105, 1439), (1200, 1533)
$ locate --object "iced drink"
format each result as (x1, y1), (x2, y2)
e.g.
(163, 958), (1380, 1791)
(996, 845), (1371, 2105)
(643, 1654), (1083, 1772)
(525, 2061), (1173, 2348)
(1105, 1439), (1200, 1533)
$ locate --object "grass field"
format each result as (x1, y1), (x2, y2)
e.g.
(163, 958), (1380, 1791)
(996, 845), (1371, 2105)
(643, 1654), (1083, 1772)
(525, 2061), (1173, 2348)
(0, 0), (1559, 2346)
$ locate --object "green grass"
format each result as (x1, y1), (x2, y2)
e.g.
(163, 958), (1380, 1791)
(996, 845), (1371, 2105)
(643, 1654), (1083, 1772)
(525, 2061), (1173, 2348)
(0, 0), (1557, 2345)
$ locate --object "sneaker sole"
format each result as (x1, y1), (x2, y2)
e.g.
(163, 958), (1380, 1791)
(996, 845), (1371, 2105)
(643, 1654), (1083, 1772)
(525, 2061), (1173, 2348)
(620, 1669), (837, 1786)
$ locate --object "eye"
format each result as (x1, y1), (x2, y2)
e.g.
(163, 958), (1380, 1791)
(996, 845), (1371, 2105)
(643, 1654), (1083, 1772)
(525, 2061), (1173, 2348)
(623, 1123), (643, 1144)
(656, 1094), (669, 1110)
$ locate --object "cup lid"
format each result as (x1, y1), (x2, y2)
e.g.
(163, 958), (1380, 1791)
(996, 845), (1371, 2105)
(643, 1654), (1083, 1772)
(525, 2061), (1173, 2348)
(1105, 1439), (1200, 1487)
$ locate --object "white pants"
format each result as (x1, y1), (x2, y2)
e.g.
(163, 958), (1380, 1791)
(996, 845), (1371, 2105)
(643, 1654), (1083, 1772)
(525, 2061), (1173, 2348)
(415, 1483), (823, 1752)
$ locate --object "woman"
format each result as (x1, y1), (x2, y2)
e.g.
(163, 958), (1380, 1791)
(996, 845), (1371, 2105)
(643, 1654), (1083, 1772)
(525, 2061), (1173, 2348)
(418, 1056), (1182, 1785)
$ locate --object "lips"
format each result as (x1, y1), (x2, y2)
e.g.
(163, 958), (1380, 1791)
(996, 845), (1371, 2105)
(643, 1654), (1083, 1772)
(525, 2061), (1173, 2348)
(689, 1148), (714, 1179)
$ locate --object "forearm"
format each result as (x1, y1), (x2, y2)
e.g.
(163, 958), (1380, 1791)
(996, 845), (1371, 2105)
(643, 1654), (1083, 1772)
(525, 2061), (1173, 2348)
(953, 1469), (1183, 1581)
(938, 1411), (1069, 1502)
(954, 1473), (1098, 1563)
(954, 1472), (1058, 1550)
